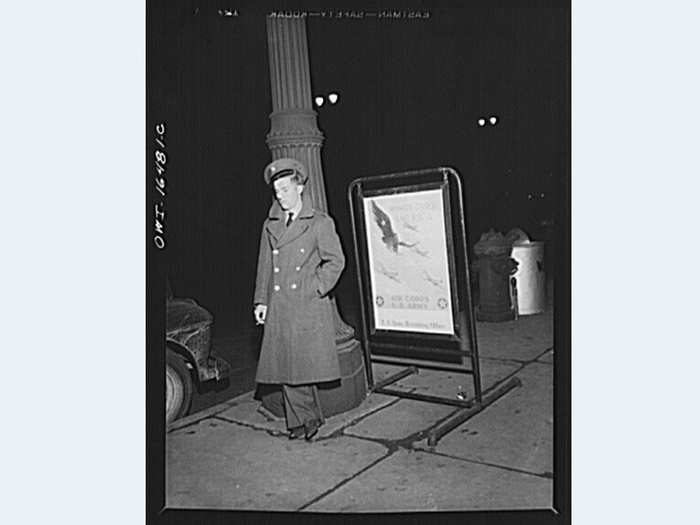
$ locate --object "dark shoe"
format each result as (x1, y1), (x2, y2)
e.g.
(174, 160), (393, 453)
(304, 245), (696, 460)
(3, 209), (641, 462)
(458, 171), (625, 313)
(288, 426), (305, 440)
(304, 419), (322, 441)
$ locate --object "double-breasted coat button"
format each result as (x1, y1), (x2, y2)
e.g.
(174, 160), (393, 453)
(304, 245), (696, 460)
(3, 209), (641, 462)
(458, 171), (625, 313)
(300, 248), (305, 253)
(274, 285), (280, 291)
(274, 267), (280, 273)
(295, 266), (300, 271)
(272, 249), (279, 255)
(291, 283), (297, 290)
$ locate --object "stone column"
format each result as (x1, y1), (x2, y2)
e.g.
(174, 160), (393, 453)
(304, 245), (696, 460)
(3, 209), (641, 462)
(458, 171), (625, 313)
(262, 15), (366, 417)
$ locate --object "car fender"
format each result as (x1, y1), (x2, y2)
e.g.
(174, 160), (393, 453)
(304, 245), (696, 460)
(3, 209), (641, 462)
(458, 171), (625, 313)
(165, 339), (198, 378)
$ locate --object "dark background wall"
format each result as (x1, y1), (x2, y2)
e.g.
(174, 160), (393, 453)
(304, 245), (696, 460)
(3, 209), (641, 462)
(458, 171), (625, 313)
(149, 3), (569, 335)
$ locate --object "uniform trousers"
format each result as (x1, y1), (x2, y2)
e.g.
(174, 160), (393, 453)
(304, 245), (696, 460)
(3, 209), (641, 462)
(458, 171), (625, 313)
(282, 383), (324, 429)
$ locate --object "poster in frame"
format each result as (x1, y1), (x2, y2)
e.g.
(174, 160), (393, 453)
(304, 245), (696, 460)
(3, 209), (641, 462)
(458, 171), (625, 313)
(349, 167), (478, 368)
(362, 182), (457, 336)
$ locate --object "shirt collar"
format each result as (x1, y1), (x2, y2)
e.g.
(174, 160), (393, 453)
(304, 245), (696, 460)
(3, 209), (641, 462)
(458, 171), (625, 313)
(268, 193), (315, 220)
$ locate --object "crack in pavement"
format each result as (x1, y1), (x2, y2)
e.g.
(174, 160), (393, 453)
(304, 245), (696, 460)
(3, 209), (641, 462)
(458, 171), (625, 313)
(310, 396), (406, 443)
(166, 406), (238, 434)
(212, 414), (287, 438)
(479, 346), (554, 366)
(419, 448), (554, 480)
(479, 346), (554, 396)
(295, 450), (394, 512)
(335, 402), (473, 454)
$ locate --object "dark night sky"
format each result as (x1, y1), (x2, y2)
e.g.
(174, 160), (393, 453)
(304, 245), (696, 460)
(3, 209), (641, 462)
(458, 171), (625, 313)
(148, 2), (569, 334)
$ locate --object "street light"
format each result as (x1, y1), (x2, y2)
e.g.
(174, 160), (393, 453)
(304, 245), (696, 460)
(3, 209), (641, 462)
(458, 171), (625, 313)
(314, 96), (325, 107)
(328, 92), (339, 104)
(489, 116), (498, 126)
(477, 118), (486, 127)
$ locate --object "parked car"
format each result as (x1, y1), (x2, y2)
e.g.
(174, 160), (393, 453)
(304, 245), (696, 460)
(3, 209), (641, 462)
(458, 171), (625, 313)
(166, 293), (230, 423)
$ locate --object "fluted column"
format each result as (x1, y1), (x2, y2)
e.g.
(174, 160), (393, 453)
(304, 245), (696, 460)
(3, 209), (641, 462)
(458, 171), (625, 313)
(265, 15), (353, 341)
(265, 16), (329, 213)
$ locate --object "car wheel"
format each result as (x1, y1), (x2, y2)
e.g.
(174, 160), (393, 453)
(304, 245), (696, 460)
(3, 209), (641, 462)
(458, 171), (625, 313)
(166, 349), (193, 424)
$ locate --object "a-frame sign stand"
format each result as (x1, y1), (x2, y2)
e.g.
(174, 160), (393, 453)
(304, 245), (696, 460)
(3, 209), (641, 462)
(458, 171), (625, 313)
(348, 167), (521, 446)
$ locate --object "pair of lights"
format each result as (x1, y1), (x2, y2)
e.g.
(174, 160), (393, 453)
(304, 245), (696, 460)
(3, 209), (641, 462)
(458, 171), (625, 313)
(478, 116), (499, 127)
(314, 93), (339, 107)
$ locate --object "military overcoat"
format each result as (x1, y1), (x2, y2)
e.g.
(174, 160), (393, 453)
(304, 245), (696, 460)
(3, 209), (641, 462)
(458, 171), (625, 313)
(253, 194), (344, 384)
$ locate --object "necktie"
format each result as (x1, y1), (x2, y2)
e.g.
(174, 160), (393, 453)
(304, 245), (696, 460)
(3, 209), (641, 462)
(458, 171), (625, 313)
(286, 212), (293, 227)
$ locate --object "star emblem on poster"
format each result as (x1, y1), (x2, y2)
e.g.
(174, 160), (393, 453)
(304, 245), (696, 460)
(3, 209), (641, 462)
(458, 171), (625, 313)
(437, 297), (448, 309)
(375, 296), (385, 307)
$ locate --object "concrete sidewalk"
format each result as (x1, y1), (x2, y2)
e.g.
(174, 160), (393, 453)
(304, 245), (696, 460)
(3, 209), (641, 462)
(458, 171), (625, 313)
(166, 296), (554, 512)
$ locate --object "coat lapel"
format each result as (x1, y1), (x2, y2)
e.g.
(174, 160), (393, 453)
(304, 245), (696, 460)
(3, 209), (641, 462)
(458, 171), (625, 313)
(265, 219), (285, 246)
(264, 199), (285, 245)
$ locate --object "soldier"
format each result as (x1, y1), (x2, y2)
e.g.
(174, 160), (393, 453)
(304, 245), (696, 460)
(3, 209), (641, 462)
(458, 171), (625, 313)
(253, 158), (344, 441)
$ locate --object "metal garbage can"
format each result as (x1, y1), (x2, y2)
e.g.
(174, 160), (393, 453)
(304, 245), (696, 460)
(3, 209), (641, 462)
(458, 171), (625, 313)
(510, 239), (546, 315)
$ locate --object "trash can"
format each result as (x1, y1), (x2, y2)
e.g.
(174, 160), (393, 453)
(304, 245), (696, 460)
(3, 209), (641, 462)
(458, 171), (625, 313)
(510, 240), (546, 315)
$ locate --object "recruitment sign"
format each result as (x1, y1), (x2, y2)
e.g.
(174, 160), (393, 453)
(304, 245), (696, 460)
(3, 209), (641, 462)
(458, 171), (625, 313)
(348, 166), (478, 367)
(362, 189), (455, 335)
